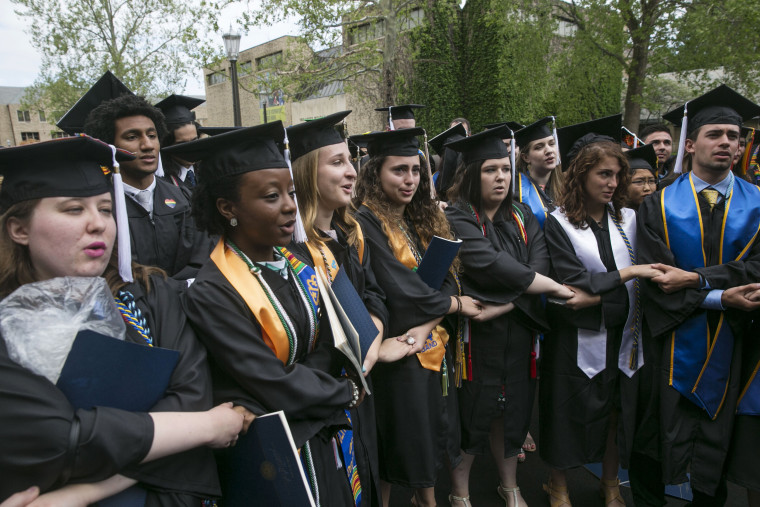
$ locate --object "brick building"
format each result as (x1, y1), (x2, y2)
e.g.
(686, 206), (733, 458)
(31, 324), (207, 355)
(0, 86), (68, 147)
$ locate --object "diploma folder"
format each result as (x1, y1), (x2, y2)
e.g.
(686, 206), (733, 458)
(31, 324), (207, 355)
(331, 266), (379, 364)
(220, 411), (316, 507)
(415, 235), (463, 289)
(56, 330), (179, 412)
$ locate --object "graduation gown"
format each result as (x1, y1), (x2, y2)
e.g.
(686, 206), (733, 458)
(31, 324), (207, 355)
(0, 275), (218, 503)
(539, 209), (638, 470)
(516, 172), (556, 224)
(183, 256), (356, 505)
(159, 155), (198, 191)
(637, 186), (760, 495)
(355, 205), (460, 488)
(445, 201), (548, 457)
(290, 223), (389, 507)
(127, 177), (213, 281)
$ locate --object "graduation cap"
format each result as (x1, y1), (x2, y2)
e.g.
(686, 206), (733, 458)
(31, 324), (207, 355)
(286, 110), (351, 161)
(154, 94), (205, 129)
(445, 125), (517, 191)
(625, 144), (658, 174)
(483, 121), (525, 132)
(663, 84), (760, 174)
(428, 123), (467, 155)
(198, 126), (241, 137)
(621, 126), (641, 149)
(514, 117), (556, 150)
(57, 71), (134, 135)
(556, 114), (622, 170)
(374, 104), (425, 130)
(162, 121), (286, 178)
(0, 134), (136, 282)
(349, 128), (425, 158)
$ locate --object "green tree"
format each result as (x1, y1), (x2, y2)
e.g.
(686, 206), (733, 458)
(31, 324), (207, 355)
(397, 0), (462, 135)
(12, 0), (217, 118)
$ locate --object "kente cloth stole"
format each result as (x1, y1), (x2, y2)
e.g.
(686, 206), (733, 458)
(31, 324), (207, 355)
(662, 173), (760, 417)
(210, 239), (320, 365)
(364, 204), (450, 372)
(305, 233), (364, 507)
(550, 207), (642, 379)
(518, 173), (548, 228)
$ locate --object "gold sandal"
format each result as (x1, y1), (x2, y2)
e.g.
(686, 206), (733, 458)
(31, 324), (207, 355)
(497, 485), (521, 506)
(448, 493), (472, 507)
(543, 479), (572, 507)
(600, 478), (626, 506)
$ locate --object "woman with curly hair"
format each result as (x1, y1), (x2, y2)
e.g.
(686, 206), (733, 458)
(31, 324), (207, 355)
(443, 126), (572, 507)
(539, 116), (663, 507)
(351, 128), (481, 507)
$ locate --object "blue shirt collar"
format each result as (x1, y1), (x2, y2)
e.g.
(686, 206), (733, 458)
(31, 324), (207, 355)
(690, 171), (732, 197)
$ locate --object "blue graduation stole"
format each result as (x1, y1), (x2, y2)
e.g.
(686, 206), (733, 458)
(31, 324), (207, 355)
(517, 173), (547, 228)
(661, 173), (760, 418)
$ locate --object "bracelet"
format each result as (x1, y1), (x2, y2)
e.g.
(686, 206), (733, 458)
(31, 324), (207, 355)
(454, 295), (462, 314)
(347, 379), (360, 408)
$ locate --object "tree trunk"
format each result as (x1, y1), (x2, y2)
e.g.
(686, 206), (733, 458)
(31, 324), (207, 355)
(381, 0), (397, 106)
(623, 35), (649, 133)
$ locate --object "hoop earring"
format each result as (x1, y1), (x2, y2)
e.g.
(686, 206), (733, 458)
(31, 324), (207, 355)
(230, 217), (238, 227)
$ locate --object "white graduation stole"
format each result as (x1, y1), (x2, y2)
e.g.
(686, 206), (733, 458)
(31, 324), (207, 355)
(550, 207), (643, 378)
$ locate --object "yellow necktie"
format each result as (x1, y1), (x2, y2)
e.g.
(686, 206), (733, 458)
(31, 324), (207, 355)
(701, 188), (719, 211)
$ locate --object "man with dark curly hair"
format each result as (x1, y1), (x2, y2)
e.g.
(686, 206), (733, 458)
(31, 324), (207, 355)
(84, 93), (212, 282)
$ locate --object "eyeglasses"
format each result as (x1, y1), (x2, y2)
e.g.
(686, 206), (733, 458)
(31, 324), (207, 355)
(631, 178), (657, 187)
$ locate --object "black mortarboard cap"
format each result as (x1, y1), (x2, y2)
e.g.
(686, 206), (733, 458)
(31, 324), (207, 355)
(483, 121), (525, 132)
(57, 71), (133, 135)
(625, 144), (657, 174)
(154, 94), (205, 128)
(0, 135), (134, 209)
(286, 110), (351, 161)
(374, 104), (425, 121)
(198, 126), (241, 137)
(741, 126), (755, 139)
(444, 125), (510, 164)
(557, 114), (622, 169)
(662, 84), (760, 135)
(428, 123), (467, 155)
(162, 121), (287, 179)
(515, 117), (554, 149)
(350, 128), (424, 158)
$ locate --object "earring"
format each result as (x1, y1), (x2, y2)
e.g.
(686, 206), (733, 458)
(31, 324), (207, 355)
(230, 217), (238, 227)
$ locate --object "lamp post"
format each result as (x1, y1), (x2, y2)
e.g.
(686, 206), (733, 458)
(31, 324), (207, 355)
(222, 29), (242, 127)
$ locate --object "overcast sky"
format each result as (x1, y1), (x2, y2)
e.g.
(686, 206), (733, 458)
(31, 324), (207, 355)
(0, 0), (299, 96)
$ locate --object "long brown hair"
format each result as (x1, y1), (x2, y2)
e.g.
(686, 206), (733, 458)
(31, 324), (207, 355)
(556, 140), (630, 228)
(353, 154), (456, 253)
(0, 200), (39, 299)
(292, 147), (360, 248)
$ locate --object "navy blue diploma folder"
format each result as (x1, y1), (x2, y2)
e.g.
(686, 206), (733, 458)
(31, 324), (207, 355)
(56, 330), (179, 412)
(219, 411), (315, 507)
(332, 267), (379, 363)
(415, 236), (462, 289)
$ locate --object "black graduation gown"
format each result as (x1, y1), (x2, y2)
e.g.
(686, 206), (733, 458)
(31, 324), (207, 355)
(540, 211), (638, 470)
(159, 155), (198, 192)
(445, 202), (548, 458)
(637, 190), (760, 495)
(127, 177), (213, 281)
(183, 258), (356, 505)
(0, 275), (217, 503)
(119, 274), (221, 504)
(290, 224), (389, 507)
(355, 205), (460, 488)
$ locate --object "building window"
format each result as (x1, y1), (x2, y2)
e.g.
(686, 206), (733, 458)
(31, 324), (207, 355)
(51, 131), (68, 139)
(401, 8), (424, 30)
(21, 132), (40, 142)
(240, 61), (253, 75)
(17, 110), (31, 122)
(38, 110), (46, 122)
(557, 19), (577, 37)
(256, 52), (283, 71)
(207, 72), (227, 86)
(349, 20), (387, 45)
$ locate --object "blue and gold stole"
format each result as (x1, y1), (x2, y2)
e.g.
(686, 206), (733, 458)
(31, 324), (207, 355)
(517, 173), (547, 228)
(662, 173), (760, 418)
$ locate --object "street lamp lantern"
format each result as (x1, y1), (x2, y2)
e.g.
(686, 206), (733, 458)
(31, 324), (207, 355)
(222, 29), (242, 127)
